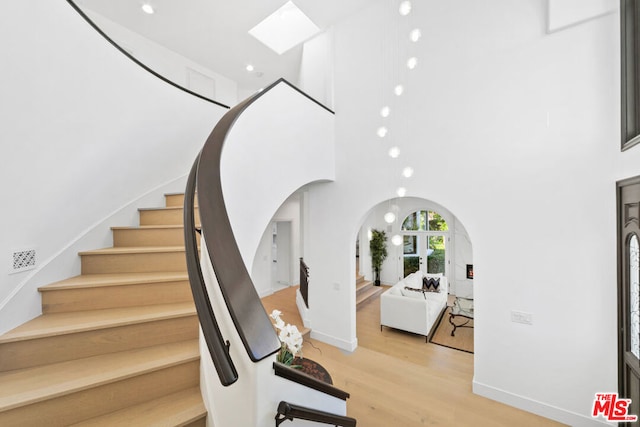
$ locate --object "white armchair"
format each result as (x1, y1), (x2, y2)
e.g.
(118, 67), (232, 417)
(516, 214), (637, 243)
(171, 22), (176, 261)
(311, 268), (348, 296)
(380, 271), (448, 340)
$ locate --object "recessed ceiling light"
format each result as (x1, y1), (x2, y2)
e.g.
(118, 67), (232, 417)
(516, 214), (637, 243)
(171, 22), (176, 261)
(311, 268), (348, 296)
(249, 1), (320, 55)
(394, 85), (404, 96)
(380, 106), (390, 118)
(407, 57), (418, 70)
(396, 187), (407, 197)
(377, 127), (388, 138)
(141, 3), (154, 14)
(246, 64), (254, 72)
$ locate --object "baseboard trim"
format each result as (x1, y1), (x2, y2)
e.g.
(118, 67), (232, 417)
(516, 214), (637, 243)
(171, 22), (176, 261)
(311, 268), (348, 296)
(258, 288), (273, 298)
(472, 380), (611, 426)
(310, 329), (357, 353)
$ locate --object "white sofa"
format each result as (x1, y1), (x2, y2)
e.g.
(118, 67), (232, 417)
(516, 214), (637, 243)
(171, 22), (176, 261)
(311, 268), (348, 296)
(380, 271), (448, 340)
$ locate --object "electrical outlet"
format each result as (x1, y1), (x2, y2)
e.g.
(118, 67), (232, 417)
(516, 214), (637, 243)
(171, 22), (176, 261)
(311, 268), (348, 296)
(511, 310), (533, 325)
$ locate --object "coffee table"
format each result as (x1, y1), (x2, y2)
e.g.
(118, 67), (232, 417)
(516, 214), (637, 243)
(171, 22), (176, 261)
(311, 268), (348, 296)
(449, 297), (474, 336)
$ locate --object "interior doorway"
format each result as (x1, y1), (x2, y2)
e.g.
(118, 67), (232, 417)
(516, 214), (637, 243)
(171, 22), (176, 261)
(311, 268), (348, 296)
(271, 221), (292, 292)
(618, 176), (640, 419)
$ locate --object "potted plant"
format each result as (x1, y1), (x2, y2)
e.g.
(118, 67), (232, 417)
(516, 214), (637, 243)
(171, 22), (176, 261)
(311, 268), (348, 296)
(369, 229), (388, 286)
(270, 310), (303, 367)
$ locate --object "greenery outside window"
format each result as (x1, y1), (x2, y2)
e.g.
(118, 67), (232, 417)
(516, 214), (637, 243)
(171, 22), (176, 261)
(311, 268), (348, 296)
(401, 211), (449, 276)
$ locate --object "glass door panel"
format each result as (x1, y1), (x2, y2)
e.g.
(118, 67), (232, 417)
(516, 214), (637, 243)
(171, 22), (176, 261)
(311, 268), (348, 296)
(630, 234), (639, 359)
(403, 235), (419, 277)
(427, 235), (446, 275)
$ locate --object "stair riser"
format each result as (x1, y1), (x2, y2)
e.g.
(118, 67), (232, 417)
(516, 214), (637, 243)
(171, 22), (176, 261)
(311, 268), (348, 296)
(165, 194), (198, 208)
(41, 281), (193, 313)
(139, 208), (199, 226)
(165, 194), (199, 210)
(184, 418), (207, 427)
(165, 193), (184, 207)
(112, 228), (188, 247)
(356, 282), (373, 296)
(0, 360), (199, 426)
(81, 251), (186, 274)
(0, 317), (198, 372)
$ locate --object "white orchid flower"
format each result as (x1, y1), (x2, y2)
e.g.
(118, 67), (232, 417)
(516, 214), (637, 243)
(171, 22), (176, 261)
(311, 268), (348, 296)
(271, 308), (303, 362)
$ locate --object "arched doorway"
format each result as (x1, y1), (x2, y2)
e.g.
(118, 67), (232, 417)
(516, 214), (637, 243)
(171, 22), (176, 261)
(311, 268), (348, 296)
(357, 197), (473, 301)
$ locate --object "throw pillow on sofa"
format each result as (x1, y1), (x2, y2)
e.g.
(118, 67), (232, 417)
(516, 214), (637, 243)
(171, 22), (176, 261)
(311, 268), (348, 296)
(403, 271), (424, 289)
(401, 286), (427, 299)
(422, 276), (440, 292)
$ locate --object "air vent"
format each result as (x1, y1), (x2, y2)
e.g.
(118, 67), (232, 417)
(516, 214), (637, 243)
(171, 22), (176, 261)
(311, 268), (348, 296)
(11, 249), (36, 274)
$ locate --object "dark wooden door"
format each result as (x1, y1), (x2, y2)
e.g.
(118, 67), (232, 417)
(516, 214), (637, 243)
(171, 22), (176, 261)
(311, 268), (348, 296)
(619, 176), (640, 423)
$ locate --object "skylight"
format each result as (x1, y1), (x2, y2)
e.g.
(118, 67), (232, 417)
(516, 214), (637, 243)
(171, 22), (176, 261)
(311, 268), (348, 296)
(248, 1), (320, 55)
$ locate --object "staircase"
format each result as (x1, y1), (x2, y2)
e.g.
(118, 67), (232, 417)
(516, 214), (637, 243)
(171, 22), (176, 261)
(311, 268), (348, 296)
(0, 193), (207, 426)
(355, 273), (384, 310)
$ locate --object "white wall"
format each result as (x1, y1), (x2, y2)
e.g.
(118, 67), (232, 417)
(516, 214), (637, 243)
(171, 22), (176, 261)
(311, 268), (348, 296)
(0, 0), (227, 334)
(300, 30), (335, 110)
(220, 82), (335, 271)
(81, 9), (238, 107)
(303, 0), (633, 424)
(251, 193), (302, 297)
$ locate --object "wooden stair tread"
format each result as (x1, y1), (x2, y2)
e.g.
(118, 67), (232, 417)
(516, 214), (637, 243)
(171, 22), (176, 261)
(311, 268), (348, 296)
(356, 279), (373, 293)
(111, 224), (200, 230)
(0, 303), (195, 343)
(69, 387), (205, 426)
(111, 225), (184, 230)
(356, 286), (384, 306)
(139, 206), (190, 212)
(0, 340), (199, 412)
(40, 272), (189, 291)
(79, 246), (186, 256)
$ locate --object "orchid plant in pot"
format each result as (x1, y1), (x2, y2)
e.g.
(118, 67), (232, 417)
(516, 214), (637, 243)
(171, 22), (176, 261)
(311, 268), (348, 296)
(270, 309), (303, 366)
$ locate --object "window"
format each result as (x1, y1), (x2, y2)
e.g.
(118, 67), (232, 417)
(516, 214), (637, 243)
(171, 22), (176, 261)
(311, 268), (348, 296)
(401, 210), (449, 232)
(621, 0), (640, 150)
(630, 234), (639, 358)
(401, 210), (449, 276)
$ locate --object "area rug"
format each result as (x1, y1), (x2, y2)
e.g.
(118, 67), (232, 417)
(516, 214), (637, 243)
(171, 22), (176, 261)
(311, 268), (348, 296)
(429, 307), (474, 353)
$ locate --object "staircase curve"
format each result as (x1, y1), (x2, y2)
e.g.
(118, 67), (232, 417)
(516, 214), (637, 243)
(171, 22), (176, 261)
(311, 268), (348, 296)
(184, 79), (355, 426)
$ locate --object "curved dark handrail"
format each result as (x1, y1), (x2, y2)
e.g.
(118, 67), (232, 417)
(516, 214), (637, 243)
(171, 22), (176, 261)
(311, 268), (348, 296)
(196, 79), (308, 362)
(184, 155), (238, 386)
(188, 78), (333, 372)
(273, 362), (350, 401)
(275, 401), (356, 427)
(66, 0), (230, 109)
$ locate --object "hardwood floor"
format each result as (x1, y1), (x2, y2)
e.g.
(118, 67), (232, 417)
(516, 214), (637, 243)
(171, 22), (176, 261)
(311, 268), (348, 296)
(262, 286), (565, 427)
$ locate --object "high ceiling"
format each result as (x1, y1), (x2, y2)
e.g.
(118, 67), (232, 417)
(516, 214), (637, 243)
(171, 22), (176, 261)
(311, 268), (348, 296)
(75, 0), (372, 95)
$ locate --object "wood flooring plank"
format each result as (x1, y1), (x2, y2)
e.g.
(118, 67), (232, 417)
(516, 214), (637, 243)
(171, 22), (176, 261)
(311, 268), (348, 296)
(261, 288), (565, 427)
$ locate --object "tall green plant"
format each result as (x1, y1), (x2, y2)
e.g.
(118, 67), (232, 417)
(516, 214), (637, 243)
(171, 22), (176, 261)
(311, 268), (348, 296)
(370, 229), (388, 286)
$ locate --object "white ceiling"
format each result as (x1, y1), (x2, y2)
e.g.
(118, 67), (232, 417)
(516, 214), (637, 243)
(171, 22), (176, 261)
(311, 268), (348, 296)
(75, 0), (372, 95)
